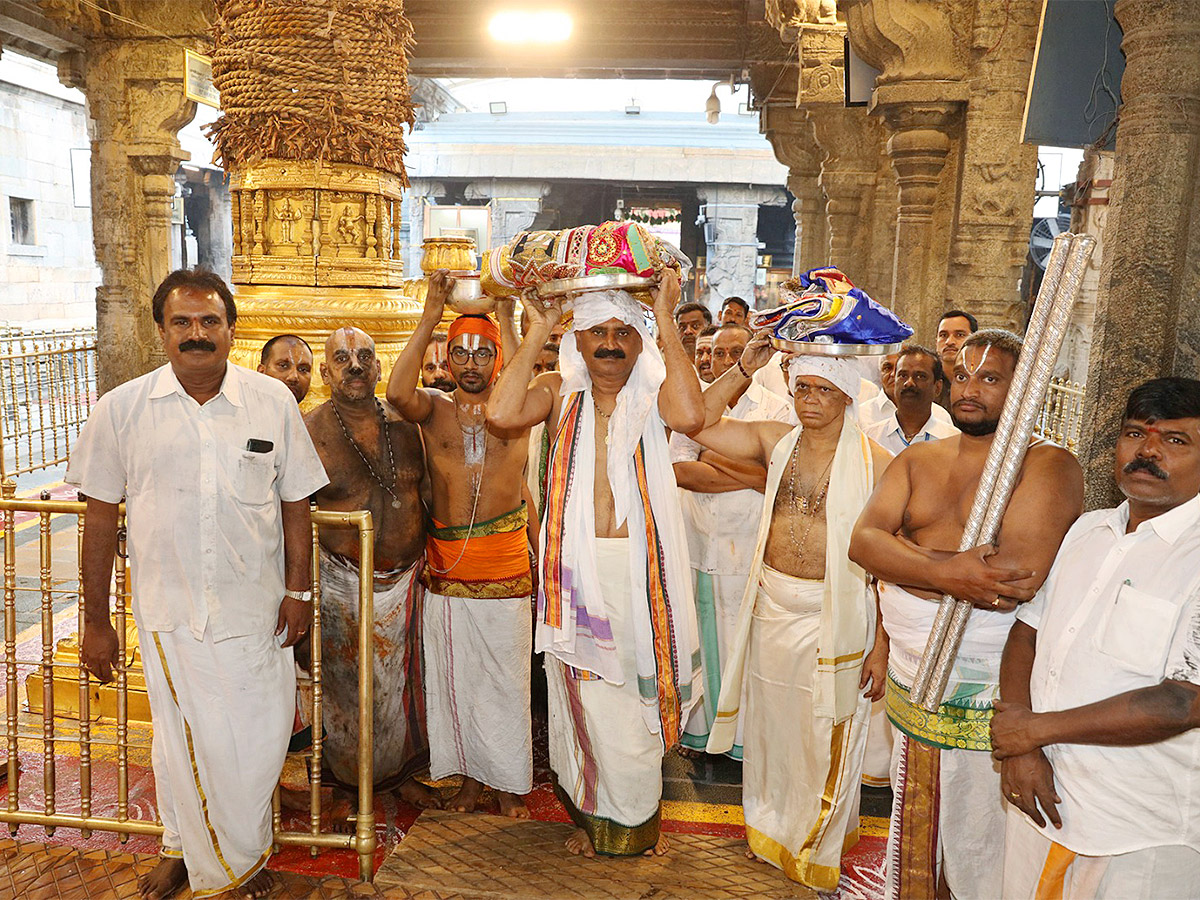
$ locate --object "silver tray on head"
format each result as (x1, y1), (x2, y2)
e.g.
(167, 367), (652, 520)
(534, 271), (656, 300)
(769, 336), (906, 357)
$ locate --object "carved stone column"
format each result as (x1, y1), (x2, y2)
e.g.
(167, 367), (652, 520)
(946, 0), (1042, 332)
(1080, 0), (1200, 508)
(807, 105), (890, 290)
(760, 105), (828, 275)
(58, 40), (198, 391)
(696, 186), (787, 308)
(463, 180), (552, 247)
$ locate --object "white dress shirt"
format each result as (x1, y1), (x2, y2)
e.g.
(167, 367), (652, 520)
(864, 408), (960, 456)
(1017, 496), (1200, 856)
(67, 363), (329, 642)
(670, 381), (795, 575)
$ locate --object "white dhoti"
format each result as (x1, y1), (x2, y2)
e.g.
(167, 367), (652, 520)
(741, 566), (870, 890)
(1003, 808), (1200, 900)
(142, 625), (293, 898)
(880, 579), (1009, 900)
(862, 700), (894, 787)
(546, 538), (664, 855)
(423, 592), (533, 793)
(681, 569), (748, 757)
(319, 548), (426, 789)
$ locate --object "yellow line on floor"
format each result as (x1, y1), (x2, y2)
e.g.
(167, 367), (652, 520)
(662, 799), (744, 826)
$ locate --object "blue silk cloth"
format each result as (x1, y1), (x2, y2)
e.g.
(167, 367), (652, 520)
(751, 266), (913, 346)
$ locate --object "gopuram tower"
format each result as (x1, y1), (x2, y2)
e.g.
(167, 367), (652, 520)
(207, 0), (422, 405)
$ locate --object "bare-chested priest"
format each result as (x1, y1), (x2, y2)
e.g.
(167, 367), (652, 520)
(849, 328), (1083, 900)
(304, 326), (440, 820)
(687, 335), (891, 891)
(386, 271), (535, 818)
(488, 272), (703, 858)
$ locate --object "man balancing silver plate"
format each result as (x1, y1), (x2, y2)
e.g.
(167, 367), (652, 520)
(488, 254), (705, 859)
(685, 265), (907, 891)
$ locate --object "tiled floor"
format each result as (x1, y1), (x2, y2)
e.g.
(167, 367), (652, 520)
(0, 838), (466, 900)
(375, 810), (821, 900)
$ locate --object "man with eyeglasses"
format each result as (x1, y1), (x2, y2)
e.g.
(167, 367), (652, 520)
(388, 273), (535, 819)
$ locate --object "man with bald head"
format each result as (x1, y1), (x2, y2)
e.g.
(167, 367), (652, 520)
(305, 326), (440, 820)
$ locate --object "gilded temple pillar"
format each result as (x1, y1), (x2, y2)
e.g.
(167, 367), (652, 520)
(1080, 0), (1200, 507)
(761, 105), (828, 275)
(56, 40), (199, 391)
(208, 0), (423, 408)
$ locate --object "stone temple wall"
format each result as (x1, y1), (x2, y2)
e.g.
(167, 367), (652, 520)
(0, 60), (100, 325)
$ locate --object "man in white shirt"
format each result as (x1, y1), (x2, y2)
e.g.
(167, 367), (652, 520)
(670, 323), (794, 757)
(865, 345), (959, 455)
(994, 377), (1200, 899)
(71, 269), (329, 900)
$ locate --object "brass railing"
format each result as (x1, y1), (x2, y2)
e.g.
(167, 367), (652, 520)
(0, 328), (97, 479)
(1033, 377), (1086, 454)
(0, 493), (378, 882)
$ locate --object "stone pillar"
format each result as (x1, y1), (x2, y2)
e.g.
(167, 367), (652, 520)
(58, 41), (197, 391)
(464, 179), (551, 247)
(760, 105), (828, 275)
(807, 105), (890, 289)
(402, 179), (446, 277)
(1060, 150), (1114, 385)
(873, 93), (966, 344)
(1079, 0), (1200, 508)
(696, 186), (786, 309)
(946, 0), (1042, 332)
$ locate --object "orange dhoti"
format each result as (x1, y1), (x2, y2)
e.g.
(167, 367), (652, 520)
(422, 505), (534, 793)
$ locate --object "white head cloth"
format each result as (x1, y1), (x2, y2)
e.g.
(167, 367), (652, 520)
(785, 354), (865, 402)
(539, 289), (700, 737)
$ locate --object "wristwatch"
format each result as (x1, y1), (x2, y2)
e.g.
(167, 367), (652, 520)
(285, 588), (313, 604)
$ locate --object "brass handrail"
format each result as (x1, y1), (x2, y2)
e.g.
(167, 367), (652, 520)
(0, 493), (378, 882)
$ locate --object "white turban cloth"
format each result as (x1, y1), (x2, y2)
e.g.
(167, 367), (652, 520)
(785, 354), (866, 405)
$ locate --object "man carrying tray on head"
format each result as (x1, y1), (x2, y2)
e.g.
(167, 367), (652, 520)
(488, 263), (704, 859)
(688, 267), (899, 891)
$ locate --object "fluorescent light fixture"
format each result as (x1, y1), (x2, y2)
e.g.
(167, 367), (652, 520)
(488, 10), (573, 44)
(489, 101), (508, 115)
(625, 104), (640, 115)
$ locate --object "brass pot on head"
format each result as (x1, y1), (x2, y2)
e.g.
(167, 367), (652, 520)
(421, 235), (478, 274)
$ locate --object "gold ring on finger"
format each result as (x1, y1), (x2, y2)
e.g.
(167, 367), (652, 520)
(993, 596), (1001, 607)
(1009, 791), (1021, 800)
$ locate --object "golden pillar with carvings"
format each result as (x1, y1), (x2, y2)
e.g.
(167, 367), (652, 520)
(208, 0), (423, 407)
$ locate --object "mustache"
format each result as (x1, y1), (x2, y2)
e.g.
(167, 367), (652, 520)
(593, 347), (626, 360)
(430, 379), (456, 392)
(899, 386), (920, 396)
(178, 339), (216, 353)
(1124, 457), (1168, 479)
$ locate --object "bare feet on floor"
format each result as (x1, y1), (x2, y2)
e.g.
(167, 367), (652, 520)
(449, 776), (486, 813)
(565, 827), (596, 858)
(745, 846), (766, 863)
(396, 777), (444, 810)
(496, 790), (530, 819)
(328, 792), (356, 834)
(677, 746), (704, 760)
(644, 834), (670, 857)
(138, 857), (188, 900)
(233, 868), (274, 898)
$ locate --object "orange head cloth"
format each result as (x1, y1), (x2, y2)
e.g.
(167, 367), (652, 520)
(447, 314), (503, 384)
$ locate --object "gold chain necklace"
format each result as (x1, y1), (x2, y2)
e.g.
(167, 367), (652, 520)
(786, 438), (834, 561)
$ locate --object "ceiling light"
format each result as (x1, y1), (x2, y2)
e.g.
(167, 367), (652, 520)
(488, 10), (573, 44)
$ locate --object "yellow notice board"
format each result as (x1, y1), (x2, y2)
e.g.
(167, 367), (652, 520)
(184, 49), (220, 109)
